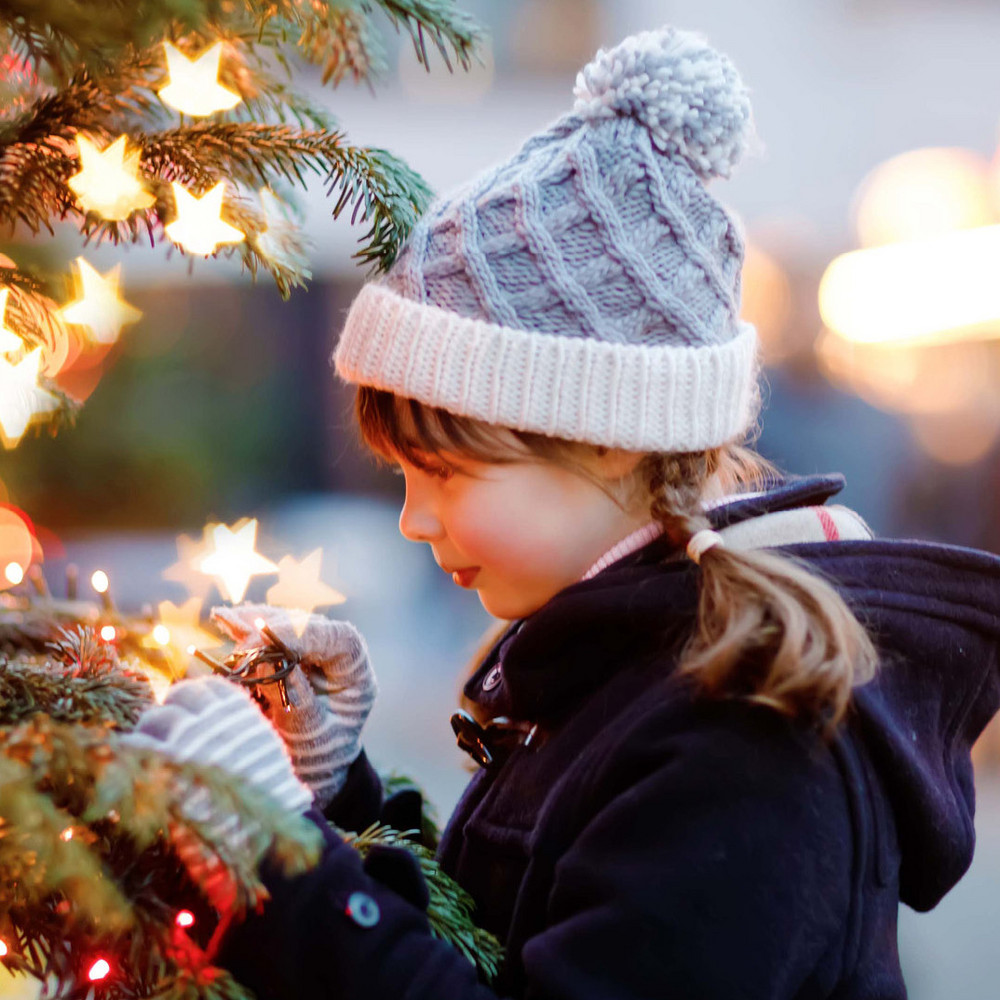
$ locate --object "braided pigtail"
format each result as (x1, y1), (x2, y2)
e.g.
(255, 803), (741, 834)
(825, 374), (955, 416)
(642, 452), (879, 736)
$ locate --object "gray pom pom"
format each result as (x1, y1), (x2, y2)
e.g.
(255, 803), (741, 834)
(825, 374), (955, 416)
(572, 26), (753, 181)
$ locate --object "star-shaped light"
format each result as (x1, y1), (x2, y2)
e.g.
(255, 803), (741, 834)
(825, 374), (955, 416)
(141, 596), (222, 683)
(198, 518), (277, 603)
(266, 548), (346, 632)
(158, 41), (241, 117)
(165, 182), (245, 255)
(67, 134), (156, 221)
(162, 529), (214, 600)
(0, 289), (24, 355)
(0, 348), (59, 448)
(59, 258), (142, 345)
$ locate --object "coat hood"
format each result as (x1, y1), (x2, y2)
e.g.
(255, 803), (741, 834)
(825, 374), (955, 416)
(465, 472), (1000, 912)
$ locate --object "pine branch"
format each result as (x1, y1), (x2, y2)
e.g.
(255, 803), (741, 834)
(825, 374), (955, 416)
(0, 0), (224, 82)
(0, 715), (324, 999)
(343, 823), (505, 984)
(368, 0), (485, 73)
(0, 646), (154, 728)
(0, 268), (71, 355)
(136, 123), (430, 274)
(297, 3), (388, 87)
(241, 0), (484, 78)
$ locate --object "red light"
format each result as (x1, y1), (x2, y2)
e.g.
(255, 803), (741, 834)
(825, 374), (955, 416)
(87, 958), (110, 981)
(174, 910), (195, 928)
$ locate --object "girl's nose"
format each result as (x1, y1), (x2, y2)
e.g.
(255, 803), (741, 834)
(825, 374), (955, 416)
(398, 492), (444, 543)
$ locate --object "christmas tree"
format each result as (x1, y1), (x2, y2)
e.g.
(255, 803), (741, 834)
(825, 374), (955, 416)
(0, 2), (504, 997)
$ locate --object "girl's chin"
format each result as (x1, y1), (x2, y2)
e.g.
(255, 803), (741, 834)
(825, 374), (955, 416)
(478, 586), (549, 622)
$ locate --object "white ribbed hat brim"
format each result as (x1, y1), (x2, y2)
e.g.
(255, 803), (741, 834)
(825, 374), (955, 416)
(333, 282), (760, 452)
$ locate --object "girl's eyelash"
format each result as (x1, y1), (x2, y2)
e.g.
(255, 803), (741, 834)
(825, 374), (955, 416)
(391, 462), (454, 480)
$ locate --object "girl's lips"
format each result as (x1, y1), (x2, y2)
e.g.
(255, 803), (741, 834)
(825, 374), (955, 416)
(452, 567), (480, 587)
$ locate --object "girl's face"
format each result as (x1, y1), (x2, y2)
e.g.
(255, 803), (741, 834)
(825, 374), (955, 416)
(394, 446), (650, 620)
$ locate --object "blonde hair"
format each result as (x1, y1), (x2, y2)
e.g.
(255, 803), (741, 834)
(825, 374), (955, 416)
(353, 385), (879, 737)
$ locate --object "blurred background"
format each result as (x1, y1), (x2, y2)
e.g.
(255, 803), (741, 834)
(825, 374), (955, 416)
(1, 1), (1000, 995)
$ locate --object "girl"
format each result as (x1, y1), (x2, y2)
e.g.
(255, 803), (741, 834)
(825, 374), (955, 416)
(135, 25), (1000, 999)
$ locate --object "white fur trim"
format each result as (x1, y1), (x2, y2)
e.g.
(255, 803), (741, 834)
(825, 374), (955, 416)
(333, 283), (760, 452)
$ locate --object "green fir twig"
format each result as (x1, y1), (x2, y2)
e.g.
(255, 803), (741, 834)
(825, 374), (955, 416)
(343, 823), (505, 985)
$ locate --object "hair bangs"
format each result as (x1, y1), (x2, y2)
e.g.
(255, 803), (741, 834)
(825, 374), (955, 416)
(354, 385), (530, 472)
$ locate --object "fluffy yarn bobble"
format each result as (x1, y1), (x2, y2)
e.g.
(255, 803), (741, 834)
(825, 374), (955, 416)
(572, 26), (754, 181)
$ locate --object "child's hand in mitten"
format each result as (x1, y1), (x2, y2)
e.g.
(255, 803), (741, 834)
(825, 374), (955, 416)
(120, 676), (312, 911)
(210, 604), (377, 811)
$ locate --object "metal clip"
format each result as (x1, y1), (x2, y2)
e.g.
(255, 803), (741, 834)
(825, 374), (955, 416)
(450, 710), (541, 769)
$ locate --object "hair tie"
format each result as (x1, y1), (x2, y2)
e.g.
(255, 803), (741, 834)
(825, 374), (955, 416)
(686, 529), (725, 565)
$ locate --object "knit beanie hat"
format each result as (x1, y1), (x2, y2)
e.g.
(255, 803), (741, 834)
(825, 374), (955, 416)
(333, 25), (761, 453)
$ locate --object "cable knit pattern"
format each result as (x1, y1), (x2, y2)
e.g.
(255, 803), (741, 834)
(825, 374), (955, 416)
(333, 24), (761, 454)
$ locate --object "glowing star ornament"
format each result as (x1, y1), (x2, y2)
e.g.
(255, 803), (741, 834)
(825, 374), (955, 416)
(266, 548), (345, 631)
(197, 518), (277, 603)
(144, 597), (220, 668)
(0, 289), (24, 355)
(163, 530), (214, 600)
(166, 182), (245, 255)
(0, 348), (59, 448)
(158, 41), (241, 117)
(60, 258), (142, 345)
(67, 134), (155, 221)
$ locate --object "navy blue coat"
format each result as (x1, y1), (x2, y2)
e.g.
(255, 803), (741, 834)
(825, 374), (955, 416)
(217, 473), (1000, 999)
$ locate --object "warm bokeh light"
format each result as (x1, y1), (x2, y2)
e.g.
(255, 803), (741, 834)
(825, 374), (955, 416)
(0, 288), (24, 355)
(266, 548), (345, 629)
(158, 41), (241, 117)
(91, 570), (109, 594)
(163, 530), (214, 600)
(198, 519), (277, 603)
(141, 665), (173, 704)
(0, 939), (7, 957)
(87, 959), (110, 982)
(739, 242), (794, 364)
(100, 625), (117, 641)
(0, 505), (35, 592)
(60, 257), (142, 346)
(142, 598), (218, 677)
(0, 347), (60, 448)
(175, 909), (195, 928)
(165, 181), (245, 255)
(853, 147), (994, 248)
(818, 225), (1000, 346)
(60, 827), (73, 841)
(908, 409), (1000, 467)
(67, 134), (156, 221)
(815, 332), (999, 415)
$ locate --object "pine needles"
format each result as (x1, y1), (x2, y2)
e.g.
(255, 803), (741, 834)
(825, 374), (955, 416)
(0, 0), (485, 442)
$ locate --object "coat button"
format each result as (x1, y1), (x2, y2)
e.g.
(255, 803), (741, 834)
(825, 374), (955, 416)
(345, 891), (380, 928)
(482, 664), (503, 691)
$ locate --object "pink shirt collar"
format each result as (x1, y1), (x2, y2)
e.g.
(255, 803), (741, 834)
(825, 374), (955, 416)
(579, 491), (753, 581)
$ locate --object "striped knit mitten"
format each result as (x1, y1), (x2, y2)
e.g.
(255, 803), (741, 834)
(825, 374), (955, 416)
(210, 604), (377, 811)
(120, 676), (312, 911)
